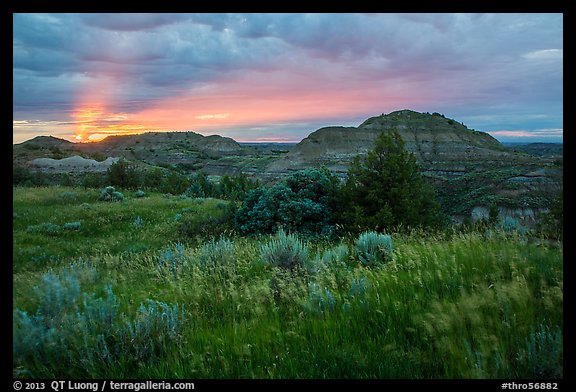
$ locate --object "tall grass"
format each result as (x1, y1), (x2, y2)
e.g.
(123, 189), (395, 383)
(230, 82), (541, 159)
(13, 186), (563, 379)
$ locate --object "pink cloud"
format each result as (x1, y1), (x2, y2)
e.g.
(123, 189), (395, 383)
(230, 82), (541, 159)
(490, 129), (563, 138)
(106, 67), (434, 139)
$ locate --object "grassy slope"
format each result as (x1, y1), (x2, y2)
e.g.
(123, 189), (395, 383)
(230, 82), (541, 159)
(12, 186), (563, 379)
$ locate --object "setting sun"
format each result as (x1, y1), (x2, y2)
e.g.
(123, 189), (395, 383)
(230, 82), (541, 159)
(70, 106), (164, 142)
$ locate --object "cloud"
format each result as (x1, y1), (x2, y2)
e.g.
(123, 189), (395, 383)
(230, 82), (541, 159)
(13, 13), (563, 143)
(80, 13), (190, 31)
(490, 129), (555, 138)
(489, 128), (563, 141)
(195, 113), (230, 120)
(522, 49), (563, 60)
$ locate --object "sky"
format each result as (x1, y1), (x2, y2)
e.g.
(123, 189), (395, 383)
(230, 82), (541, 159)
(13, 13), (563, 144)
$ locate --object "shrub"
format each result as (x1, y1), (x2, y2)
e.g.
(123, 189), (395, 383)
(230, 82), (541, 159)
(235, 168), (339, 236)
(308, 244), (350, 275)
(518, 323), (563, 378)
(502, 216), (519, 232)
(13, 166), (32, 185)
(115, 300), (185, 364)
(63, 221), (81, 231)
(197, 237), (235, 269)
(113, 191), (124, 201)
(348, 275), (371, 312)
(349, 275), (371, 300)
(156, 242), (187, 277)
(304, 282), (336, 315)
(260, 228), (309, 272)
(143, 167), (163, 190)
(501, 216), (527, 234)
(26, 222), (63, 235)
(13, 263), (184, 377)
(355, 231), (393, 266)
(537, 191), (563, 240)
(99, 186), (124, 202)
(134, 190), (146, 198)
(320, 244), (349, 269)
(13, 263), (113, 373)
(488, 202), (499, 226)
(132, 216), (144, 228)
(234, 187), (277, 235)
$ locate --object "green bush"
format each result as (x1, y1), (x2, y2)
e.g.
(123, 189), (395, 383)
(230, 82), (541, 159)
(115, 300), (185, 365)
(347, 275), (371, 312)
(537, 191), (563, 240)
(260, 228), (309, 272)
(320, 244), (349, 269)
(99, 186), (124, 202)
(235, 168), (339, 236)
(26, 222), (63, 235)
(197, 237), (235, 269)
(132, 216), (144, 228)
(355, 231), (393, 266)
(156, 242), (187, 277)
(63, 221), (81, 231)
(304, 282), (336, 315)
(13, 167), (49, 186)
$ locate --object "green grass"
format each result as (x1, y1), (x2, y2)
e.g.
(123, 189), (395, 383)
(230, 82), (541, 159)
(12, 186), (563, 379)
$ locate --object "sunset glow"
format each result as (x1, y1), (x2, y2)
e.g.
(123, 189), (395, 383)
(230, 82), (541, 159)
(70, 105), (165, 142)
(13, 13), (563, 144)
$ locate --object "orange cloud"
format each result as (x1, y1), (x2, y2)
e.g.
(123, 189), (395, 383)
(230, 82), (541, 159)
(70, 104), (165, 142)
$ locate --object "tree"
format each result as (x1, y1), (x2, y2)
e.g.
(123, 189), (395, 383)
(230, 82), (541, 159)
(186, 171), (214, 198)
(159, 171), (190, 195)
(220, 173), (260, 201)
(143, 167), (163, 190)
(339, 129), (441, 232)
(107, 159), (141, 190)
(488, 202), (500, 226)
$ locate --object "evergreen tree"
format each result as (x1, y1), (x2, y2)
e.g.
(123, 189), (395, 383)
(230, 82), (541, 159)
(488, 202), (500, 226)
(339, 129), (441, 232)
(107, 159), (140, 190)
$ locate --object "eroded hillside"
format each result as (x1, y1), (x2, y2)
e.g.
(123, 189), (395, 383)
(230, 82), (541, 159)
(13, 110), (562, 223)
